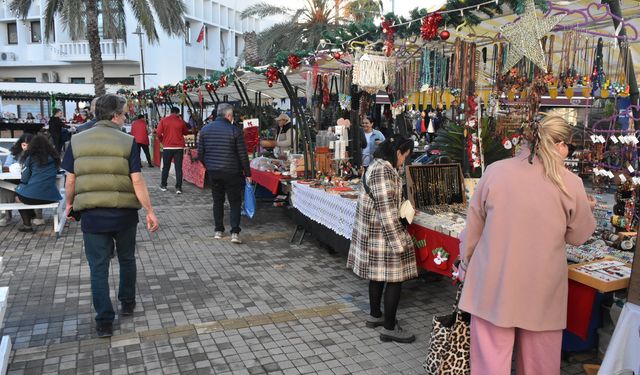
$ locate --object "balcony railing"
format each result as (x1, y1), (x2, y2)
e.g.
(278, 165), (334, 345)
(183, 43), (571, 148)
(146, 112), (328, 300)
(54, 40), (126, 61)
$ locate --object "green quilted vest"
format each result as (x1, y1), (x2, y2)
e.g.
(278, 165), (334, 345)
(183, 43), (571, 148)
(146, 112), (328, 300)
(71, 120), (142, 211)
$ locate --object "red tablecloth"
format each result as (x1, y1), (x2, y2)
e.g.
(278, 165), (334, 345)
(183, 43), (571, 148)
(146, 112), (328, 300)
(408, 224), (461, 277)
(250, 168), (289, 194)
(183, 149), (206, 189)
(407, 222), (593, 339)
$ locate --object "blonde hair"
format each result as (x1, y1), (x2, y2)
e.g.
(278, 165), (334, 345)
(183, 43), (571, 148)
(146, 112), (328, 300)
(531, 115), (572, 195)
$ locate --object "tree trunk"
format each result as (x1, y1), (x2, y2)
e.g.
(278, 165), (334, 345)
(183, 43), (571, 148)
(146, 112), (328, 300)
(86, 0), (106, 96)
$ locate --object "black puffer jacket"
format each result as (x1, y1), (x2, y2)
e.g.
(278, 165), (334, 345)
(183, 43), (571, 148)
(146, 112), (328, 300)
(197, 117), (251, 176)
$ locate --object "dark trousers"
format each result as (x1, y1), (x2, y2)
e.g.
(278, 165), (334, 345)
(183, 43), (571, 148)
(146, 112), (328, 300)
(16, 193), (55, 225)
(161, 149), (184, 189)
(138, 143), (153, 166)
(369, 280), (403, 330)
(209, 172), (243, 234)
(83, 225), (137, 323)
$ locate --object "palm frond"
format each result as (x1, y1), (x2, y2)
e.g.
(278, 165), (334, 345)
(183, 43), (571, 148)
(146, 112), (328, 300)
(125, 0), (158, 41)
(9, 0), (34, 18)
(257, 22), (304, 63)
(241, 2), (291, 19)
(40, 0), (62, 41)
(101, 0), (125, 41)
(147, 0), (186, 38)
(59, 0), (85, 40)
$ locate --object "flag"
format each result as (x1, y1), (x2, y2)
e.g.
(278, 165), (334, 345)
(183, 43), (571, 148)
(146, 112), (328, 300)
(196, 26), (205, 43)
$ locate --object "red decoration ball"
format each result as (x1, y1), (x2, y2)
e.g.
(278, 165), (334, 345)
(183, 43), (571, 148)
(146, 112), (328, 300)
(440, 30), (450, 41)
(333, 52), (342, 60)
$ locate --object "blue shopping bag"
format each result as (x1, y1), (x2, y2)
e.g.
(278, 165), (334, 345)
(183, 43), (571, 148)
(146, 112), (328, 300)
(241, 183), (256, 218)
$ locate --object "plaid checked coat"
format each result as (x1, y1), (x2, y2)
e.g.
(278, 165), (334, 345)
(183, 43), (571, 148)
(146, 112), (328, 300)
(347, 159), (418, 282)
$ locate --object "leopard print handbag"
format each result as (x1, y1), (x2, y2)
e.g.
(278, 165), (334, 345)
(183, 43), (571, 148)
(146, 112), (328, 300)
(424, 284), (470, 375)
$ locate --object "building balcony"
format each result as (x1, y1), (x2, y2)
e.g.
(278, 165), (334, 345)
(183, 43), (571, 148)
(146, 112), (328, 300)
(54, 39), (128, 61)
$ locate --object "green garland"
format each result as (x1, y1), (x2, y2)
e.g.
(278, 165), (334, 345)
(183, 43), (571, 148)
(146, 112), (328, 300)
(0, 90), (93, 102)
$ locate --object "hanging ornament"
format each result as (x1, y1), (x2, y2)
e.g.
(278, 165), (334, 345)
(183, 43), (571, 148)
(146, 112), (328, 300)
(439, 29), (450, 41)
(333, 51), (342, 60)
(218, 74), (228, 88)
(287, 54), (301, 70)
(381, 17), (396, 57)
(420, 12), (443, 41)
(265, 66), (280, 87)
(205, 82), (214, 93)
(500, 0), (565, 74)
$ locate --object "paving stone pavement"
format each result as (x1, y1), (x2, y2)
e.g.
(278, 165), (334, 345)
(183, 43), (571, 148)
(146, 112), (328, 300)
(0, 168), (598, 374)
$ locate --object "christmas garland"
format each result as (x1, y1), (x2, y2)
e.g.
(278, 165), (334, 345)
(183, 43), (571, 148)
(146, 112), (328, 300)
(0, 90), (94, 102)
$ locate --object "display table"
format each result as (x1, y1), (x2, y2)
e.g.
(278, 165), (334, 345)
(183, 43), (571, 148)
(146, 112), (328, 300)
(0, 122), (43, 137)
(599, 302), (640, 375)
(251, 168), (290, 195)
(182, 149), (206, 189)
(291, 181), (357, 239)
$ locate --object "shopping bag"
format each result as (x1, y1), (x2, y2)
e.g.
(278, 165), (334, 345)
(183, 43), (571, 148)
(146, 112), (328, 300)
(241, 183), (256, 218)
(424, 284), (471, 375)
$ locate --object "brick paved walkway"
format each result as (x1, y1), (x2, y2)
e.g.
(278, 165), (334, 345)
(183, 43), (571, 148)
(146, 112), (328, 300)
(0, 168), (596, 374)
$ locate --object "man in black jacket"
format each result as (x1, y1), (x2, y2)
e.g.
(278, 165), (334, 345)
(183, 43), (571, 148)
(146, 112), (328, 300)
(198, 103), (252, 244)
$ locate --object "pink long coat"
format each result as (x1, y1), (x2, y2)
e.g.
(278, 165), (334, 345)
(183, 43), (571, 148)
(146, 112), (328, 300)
(459, 151), (596, 331)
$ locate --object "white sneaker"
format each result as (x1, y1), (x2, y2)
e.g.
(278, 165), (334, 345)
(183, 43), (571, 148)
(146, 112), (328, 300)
(160, 186), (167, 192)
(31, 218), (45, 226)
(0, 218), (7, 227)
(231, 233), (242, 244)
(176, 190), (182, 195)
(214, 231), (223, 239)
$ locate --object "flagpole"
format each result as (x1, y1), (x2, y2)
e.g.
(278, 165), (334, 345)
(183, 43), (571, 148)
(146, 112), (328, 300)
(203, 25), (207, 79)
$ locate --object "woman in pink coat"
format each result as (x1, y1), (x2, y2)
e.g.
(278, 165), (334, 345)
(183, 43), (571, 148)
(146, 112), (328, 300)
(459, 115), (596, 374)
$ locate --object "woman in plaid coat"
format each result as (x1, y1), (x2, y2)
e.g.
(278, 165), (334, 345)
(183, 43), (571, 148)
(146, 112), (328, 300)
(347, 135), (417, 343)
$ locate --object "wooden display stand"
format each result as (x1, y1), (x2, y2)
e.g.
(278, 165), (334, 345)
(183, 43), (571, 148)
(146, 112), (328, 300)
(405, 164), (466, 209)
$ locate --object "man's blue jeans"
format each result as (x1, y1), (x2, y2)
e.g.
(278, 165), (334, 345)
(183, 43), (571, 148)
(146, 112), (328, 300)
(83, 225), (137, 323)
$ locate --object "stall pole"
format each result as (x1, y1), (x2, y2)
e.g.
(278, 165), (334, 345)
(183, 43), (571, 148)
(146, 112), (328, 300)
(233, 81), (247, 107)
(281, 73), (315, 178)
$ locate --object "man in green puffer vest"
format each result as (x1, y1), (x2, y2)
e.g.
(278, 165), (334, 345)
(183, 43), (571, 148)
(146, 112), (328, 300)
(62, 94), (159, 338)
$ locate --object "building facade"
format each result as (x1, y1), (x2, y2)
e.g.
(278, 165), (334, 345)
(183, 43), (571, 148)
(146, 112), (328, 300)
(0, 0), (260, 93)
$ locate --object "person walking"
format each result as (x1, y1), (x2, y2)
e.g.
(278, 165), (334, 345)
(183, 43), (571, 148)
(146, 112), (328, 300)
(458, 115), (596, 374)
(197, 103), (252, 244)
(62, 94), (159, 338)
(156, 107), (189, 194)
(14, 135), (62, 232)
(131, 114), (154, 168)
(48, 108), (70, 153)
(347, 135), (417, 343)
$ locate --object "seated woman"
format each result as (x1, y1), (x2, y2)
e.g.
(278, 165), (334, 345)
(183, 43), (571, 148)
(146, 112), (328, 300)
(14, 135), (62, 232)
(0, 134), (34, 227)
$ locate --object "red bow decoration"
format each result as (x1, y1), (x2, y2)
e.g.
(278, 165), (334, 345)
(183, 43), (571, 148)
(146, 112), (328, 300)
(182, 83), (189, 92)
(421, 12), (443, 40)
(266, 66), (280, 87)
(218, 74), (228, 88)
(205, 82), (215, 93)
(381, 17), (396, 57)
(287, 54), (301, 70)
(167, 87), (175, 95)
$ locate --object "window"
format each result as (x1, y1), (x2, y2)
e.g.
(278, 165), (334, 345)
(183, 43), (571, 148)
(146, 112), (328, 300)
(185, 21), (191, 45)
(30, 21), (41, 43)
(235, 35), (241, 57)
(70, 77), (86, 84)
(104, 77), (134, 85)
(14, 78), (37, 83)
(7, 23), (17, 44)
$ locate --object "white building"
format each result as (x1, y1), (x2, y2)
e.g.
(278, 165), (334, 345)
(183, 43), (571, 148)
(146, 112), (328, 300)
(0, 0), (260, 101)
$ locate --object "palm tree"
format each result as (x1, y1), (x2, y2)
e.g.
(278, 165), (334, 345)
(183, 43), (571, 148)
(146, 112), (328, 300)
(10, 0), (186, 96)
(343, 0), (383, 22)
(241, 0), (383, 64)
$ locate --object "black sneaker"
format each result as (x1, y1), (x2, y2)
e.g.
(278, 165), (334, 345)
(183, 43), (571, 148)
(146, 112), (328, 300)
(121, 301), (136, 316)
(96, 321), (113, 338)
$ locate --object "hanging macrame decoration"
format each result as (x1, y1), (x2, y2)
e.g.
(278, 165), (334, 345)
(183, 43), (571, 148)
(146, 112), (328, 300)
(352, 52), (397, 94)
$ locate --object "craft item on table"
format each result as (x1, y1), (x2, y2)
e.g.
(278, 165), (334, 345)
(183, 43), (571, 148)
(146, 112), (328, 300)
(352, 52), (397, 93)
(500, 0), (565, 74)
(573, 260), (631, 282)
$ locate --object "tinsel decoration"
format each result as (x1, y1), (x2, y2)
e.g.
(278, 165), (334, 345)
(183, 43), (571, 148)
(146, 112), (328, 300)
(500, 0), (564, 73)
(381, 17), (396, 57)
(265, 66), (280, 87)
(287, 54), (301, 70)
(421, 12), (443, 40)
(218, 74), (228, 88)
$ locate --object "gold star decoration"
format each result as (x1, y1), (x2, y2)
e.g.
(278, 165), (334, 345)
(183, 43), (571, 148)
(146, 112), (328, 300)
(500, 0), (565, 74)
